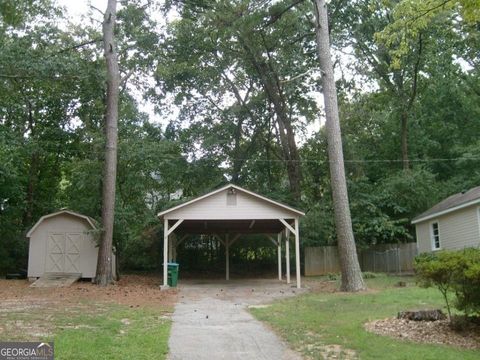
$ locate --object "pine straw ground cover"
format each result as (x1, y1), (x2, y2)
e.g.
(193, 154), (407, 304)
(365, 317), (480, 350)
(0, 274), (177, 360)
(251, 275), (480, 360)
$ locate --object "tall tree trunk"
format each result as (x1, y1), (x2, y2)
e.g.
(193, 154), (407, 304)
(23, 153), (38, 227)
(239, 36), (302, 201)
(400, 33), (422, 172)
(95, 0), (119, 286)
(313, 0), (365, 292)
(401, 111), (409, 170)
(231, 118), (244, 183)
(23, 103), (37, 227)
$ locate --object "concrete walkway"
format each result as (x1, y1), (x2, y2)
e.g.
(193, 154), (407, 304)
(168, 279), (305, 360)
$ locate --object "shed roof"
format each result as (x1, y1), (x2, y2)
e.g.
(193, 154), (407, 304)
(412, 186), (480, 224)
(26, 209), (97, 237)
(157, 184), (305, 219)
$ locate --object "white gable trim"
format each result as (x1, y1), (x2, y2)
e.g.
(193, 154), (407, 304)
(157, 184), (305, 218)
(26, 210), (97, 238)
(412, 198), (480, 225)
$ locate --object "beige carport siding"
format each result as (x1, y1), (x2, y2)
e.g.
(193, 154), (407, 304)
(157, 184), (305, 288)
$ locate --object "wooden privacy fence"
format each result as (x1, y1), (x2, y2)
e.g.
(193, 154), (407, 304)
(304, 243), (418, 276)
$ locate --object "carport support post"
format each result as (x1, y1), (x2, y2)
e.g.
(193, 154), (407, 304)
(295, 218), (301, 289)
(285, 229), (291, 284)
(277, 232), (282, 281)
(163, 219), (168, 287)
(225, 234), (230, 281)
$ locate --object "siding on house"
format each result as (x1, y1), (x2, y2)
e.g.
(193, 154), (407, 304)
(416, 205), (480, 253)
(164, 189), (298, 220)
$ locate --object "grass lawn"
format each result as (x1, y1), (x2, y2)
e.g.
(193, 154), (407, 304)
(53, 304), (171, 360)
(251, 275), (480, 360)
(0, 276), (174, 360)
(3, 302), (171, 360)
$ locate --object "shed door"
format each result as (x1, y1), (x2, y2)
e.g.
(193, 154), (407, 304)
(64, 233), (81, 273)
(46, 233), (65, 273)
(46, 232), (82, 274)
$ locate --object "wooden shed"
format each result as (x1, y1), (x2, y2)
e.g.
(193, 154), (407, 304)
(27, 210), (112, 280)
(158, 184), (305, 288)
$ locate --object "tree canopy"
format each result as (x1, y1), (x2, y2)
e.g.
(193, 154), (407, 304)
(0, 0), (479, 275)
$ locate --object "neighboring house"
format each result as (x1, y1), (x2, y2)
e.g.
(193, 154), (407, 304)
(27, 209), (115, 279)
(412, 186), (480, 253)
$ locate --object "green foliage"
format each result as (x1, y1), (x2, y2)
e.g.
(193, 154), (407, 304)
(1, 0), (479, 275)
(415, 249), (480, 317)
(376, 0), (480, 67)
(0, 1), (183, 274)
(154, 0), (318, 198)
(300, 203), (335, 247)
(326, 272), (339, 281)
(361, 271), (378, 279)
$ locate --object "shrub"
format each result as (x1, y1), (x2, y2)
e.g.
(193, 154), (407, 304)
(454, 248), (480, 316)
(326, 272), (339, 281)
(362, 271), (378, 279)
(415, 248), (480, 319)
(415, 252), (457, 318)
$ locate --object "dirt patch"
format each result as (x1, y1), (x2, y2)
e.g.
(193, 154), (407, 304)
(177, 278), (308, 305)
(298, 331), (357, 360)
(365, 318), (480, 350)
(0, 274), (177, 308)
(302, 278), (381, 296)
(0, 275), (177, 340)
(303, 279), (338, 294)
(317, 344), (357, 360)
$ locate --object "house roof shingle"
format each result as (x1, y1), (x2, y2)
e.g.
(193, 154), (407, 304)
(412, 186), (480, 224)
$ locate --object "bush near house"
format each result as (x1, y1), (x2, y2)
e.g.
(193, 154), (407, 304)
(415, 248), (480, 318)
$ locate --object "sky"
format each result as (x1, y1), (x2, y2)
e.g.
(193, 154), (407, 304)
(57, 0), (323, 140)
(57, 0), (165, 126)
(57, 0), (105, 19)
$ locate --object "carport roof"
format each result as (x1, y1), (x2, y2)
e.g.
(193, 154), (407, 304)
(157, 184), (305, 218)
(158, 184), (304, 235)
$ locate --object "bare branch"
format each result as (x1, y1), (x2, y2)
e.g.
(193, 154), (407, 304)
(406, 0), (453, 26)
(120, 68), (135, 85)
(90, 5), (104, 16)
(57, 38), (102, 54)
(279, 69), (312, 84)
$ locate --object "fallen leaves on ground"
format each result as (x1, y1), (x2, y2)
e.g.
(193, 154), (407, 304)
(0, 274), (177, 308)
(365, 317), (480, 350)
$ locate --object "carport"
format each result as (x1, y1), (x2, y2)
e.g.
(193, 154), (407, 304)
(157, 184), (305, 288)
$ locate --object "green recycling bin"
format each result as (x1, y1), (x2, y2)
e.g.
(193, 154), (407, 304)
(167, 262), (179, 287)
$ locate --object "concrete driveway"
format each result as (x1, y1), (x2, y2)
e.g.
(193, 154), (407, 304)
(168, 279), (306, 360)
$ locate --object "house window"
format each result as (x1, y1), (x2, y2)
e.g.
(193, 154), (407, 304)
(431, 222), (440, 250)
